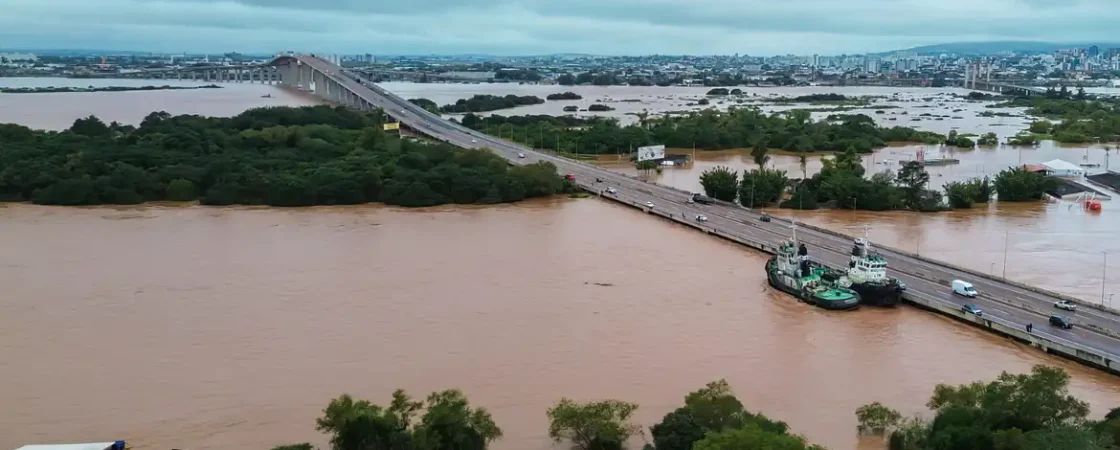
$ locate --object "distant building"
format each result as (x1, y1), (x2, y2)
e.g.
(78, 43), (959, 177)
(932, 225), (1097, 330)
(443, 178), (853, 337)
(864, 57), (880, 74)
(1089, 45), (1100, 57)
(0, 52), (37, 62)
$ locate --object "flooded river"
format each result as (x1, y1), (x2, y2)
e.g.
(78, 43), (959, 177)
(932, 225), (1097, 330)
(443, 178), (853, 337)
(0, 77), (319, 130)
(1, 201), (1119, 450)
(2, 78), (1120, 449)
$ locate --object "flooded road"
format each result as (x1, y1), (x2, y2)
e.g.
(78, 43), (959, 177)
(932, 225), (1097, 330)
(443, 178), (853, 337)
(1, 201), (1119, 450)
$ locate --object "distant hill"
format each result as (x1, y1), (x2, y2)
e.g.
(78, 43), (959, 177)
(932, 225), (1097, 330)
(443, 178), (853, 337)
(891, 41), (1120, 56)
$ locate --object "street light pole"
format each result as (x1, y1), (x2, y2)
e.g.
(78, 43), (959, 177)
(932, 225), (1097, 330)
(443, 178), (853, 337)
(1008, 230), (1016, 279)
(1103, 251), (1108, 305)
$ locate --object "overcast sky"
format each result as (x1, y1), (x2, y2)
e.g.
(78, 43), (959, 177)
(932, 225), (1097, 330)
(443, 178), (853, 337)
(0, 0), (1117, 56)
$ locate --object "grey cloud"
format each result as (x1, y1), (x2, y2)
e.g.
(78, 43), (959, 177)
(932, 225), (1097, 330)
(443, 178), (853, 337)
(0, 0), (1117, 55)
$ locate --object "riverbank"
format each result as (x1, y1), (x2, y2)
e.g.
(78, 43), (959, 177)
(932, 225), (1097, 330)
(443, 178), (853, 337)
(0, 84), (222, 94)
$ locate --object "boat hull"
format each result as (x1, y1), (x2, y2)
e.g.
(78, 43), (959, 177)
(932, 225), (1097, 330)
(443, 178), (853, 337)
(850, 281), (903, 307)
(766, 258), (861, 311)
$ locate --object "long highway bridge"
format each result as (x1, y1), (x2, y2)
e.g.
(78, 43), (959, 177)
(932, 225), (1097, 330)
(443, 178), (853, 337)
(131, 54), (1120, 375)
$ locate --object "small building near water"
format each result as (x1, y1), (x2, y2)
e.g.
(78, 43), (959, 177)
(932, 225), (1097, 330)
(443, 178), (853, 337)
(1040, 159), (1087, 178)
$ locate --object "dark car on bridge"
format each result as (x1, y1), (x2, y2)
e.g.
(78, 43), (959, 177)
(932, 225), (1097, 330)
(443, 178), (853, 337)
(1049, 315), (1074, 329)
(691, 194), (714, 205)
(961, 304), (983, 317)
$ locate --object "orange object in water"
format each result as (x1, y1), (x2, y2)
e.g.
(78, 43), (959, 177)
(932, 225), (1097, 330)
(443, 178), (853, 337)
(1085, 199), (1102, 211)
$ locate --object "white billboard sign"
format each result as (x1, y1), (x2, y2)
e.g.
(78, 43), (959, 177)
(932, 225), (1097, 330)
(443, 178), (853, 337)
(637, 145), (666, 162)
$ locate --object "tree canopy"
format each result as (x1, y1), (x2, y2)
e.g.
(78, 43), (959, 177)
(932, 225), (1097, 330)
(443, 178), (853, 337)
(460, 109), (946, 156)
(865, 365), (1114, 450)
(0, 106), (572, 207)
(649, 380), (806, 450)
(546, 398), (640, 450)
(299, 389), (501, 450)
(699, 166), (739, 202)
(439, 94), (544, 113)
(993, 167), (1058, 202)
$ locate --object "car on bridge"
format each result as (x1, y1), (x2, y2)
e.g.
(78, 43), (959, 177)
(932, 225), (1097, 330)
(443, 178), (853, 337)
(605, 187), (618, 195)
(759, 213), (771, 222)
(645, 201), (655, 208)
(961, 304), (983, 317)
(518, 153), (525, 158)
(691, 194), (714, 205)
(952, 280), (978, 298)
(564, 174), (575, 181)
(1054, 300), (1077, 311)
(694, 214), (708, 222)
(1049, 315), (1074, 329)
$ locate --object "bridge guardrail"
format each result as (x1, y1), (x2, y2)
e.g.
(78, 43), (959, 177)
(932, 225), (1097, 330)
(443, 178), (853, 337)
(905, 289), (1120, 365)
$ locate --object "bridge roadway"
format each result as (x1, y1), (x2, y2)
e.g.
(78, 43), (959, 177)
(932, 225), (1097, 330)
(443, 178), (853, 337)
(291, 55), (1120, 368)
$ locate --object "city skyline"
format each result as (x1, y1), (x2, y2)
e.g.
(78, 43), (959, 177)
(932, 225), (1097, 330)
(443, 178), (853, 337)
(2, 0), (1119, 56)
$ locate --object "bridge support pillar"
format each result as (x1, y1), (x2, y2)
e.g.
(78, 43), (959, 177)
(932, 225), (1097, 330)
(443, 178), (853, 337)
(301, 64), (312, 91)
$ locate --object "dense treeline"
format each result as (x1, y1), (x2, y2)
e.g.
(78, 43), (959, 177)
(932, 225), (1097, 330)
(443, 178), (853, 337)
(546, 92), (582, 100)
(698, 150), (946, 212)
(277, 367), (1108, 450)
(439, 94), (545, 113)
(0, 106), (572, 207)
(859, 365), (1120, 450)
(273, 380), (822, 450)
(461, 109), (946, 155)
(997, 92), (1120, 143)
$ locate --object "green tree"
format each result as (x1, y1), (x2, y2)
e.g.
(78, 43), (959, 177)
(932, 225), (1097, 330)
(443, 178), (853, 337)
(699, 166), (739, 202)
(413, 390), (502, 450)
(651, 380), (790, 450)
(70, 115), (112, 137)
(895, 161), (930, 209)
(1029, 120), (1053, 134)
(944, 181), (976, 209)
(751, 137), (771, 168)
(546, 399), (640, 450)
(316, 389), (499, 450)
(993, 167), (1058, 202)
(692, 425), (824, 450)
(165, 178), (197, 201)
(857, 402), (903, 436)
(978, 133), (999, 146)
(739, 168), (788, 208)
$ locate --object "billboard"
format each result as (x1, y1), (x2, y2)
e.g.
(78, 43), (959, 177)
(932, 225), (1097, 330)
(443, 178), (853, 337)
(636, 145), (666, 162)
(383, 122), (400, 132)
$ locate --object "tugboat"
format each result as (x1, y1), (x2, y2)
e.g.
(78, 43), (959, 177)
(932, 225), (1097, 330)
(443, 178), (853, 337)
(846, 236), (904, 307)
(766, 225), (861, 310)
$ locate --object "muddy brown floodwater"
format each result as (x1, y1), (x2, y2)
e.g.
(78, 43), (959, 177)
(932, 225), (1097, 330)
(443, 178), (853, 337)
(2, 201), (1119, 450)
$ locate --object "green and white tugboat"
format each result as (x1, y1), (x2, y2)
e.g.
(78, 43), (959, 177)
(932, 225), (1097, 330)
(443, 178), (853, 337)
(765, 224), (861, 310)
